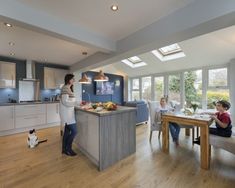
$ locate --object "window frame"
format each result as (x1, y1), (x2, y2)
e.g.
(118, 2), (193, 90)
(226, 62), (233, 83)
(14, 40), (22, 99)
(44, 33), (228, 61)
(128, 64), (229, 110)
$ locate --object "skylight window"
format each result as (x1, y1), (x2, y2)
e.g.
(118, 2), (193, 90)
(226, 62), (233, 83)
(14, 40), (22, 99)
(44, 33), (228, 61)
(158, 43), (182, 56)
(122, 56), (147, 68)
(152, 43), (185, 62)
(127, 56), (142, 64)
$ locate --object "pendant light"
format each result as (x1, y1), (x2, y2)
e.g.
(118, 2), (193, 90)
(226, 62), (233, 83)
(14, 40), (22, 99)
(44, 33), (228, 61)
(79, 73), (91, 84)
(94, 70), (109, 82)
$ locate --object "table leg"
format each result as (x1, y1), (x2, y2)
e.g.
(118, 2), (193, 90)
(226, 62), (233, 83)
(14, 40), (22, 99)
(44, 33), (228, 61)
(162, 120), (169, 153)
(200, 125), (210, 170)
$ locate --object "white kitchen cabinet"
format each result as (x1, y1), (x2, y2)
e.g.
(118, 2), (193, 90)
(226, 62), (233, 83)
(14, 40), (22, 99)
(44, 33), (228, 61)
(0, 61), (16, 88)
(15, 104), (46, 128)
(55, 69), (68, 88)
(0, 106), (14, 131)
(46, 103), (60, 124)
(44, 67), (56, 89)
(44, 67), (68, 89)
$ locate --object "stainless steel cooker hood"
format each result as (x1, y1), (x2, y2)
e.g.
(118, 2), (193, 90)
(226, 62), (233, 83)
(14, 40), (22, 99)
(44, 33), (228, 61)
(22, 60), (39, 81)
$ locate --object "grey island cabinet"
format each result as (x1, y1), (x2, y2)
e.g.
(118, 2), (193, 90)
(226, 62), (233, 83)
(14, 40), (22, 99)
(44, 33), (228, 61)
(74, 106), (136, 171)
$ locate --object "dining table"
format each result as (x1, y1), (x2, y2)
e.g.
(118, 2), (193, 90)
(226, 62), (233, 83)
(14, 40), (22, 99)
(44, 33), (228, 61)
(161, 113), (213, 170)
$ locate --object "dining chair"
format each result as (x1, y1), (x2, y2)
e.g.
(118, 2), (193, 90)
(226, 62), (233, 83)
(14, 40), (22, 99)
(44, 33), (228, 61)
(148, 101), (161, 141)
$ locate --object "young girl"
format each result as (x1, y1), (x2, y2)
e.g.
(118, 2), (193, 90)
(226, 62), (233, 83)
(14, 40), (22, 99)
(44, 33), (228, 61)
(155, 97), (181, 146)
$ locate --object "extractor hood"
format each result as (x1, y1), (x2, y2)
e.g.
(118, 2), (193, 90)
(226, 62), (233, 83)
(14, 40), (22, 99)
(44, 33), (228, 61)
(22, 60), (39, 81)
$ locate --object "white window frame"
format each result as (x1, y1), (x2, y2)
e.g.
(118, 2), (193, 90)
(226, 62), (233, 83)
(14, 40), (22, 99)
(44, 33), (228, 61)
(128, 64), (229, 109)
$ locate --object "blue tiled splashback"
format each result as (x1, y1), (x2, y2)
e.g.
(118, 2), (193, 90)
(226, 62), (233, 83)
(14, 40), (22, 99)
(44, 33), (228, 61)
(0, 56), (69, 103)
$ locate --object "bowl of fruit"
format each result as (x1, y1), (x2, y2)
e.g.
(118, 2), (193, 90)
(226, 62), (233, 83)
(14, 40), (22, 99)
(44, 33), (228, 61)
(103, 102), (117, 111)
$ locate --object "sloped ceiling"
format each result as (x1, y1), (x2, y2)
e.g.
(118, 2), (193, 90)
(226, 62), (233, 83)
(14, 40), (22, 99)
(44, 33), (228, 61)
(108, 25), (235, 77)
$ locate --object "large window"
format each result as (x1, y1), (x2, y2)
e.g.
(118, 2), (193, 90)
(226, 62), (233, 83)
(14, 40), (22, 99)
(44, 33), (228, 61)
(142, 77), (151, 100)
(168, 74), (181, 103)
(154, 76), (164, 101)
(131, 78), (140, 100)
(207, 68), (229, 109)
(184, 70), (202, 107)
(129, 66), (229, 110)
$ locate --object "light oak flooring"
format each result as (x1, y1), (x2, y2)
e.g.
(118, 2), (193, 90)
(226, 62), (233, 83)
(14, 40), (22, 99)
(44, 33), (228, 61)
(0, 124), (235, 188)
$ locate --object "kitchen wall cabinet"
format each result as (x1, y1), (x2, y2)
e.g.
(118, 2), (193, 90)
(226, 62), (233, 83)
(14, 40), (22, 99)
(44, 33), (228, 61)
(46, 103), (60, 124)
(15, 104), (46, 128)
(44, 67), (68, 89)
(0, 61), (16, 88)
(0, 106), (14, 131)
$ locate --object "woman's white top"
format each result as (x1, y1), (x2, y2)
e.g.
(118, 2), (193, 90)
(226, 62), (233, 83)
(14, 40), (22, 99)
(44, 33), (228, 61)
(59, 85), (78, 125)
(155, 105), (173, 113)
(155, 105), (173, 123)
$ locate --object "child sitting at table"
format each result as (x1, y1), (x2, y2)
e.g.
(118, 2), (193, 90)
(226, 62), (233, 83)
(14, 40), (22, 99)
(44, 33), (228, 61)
(209, 100), (232, 137)
(155, 97), (180, 146)
(194, 100), (232, 145)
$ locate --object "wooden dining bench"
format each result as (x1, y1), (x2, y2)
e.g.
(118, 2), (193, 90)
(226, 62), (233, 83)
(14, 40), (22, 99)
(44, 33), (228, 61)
(209, 131), (235, 155)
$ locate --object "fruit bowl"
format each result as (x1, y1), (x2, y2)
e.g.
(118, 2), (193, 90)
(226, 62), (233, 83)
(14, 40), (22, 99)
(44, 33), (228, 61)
(103, 102), (117, 111)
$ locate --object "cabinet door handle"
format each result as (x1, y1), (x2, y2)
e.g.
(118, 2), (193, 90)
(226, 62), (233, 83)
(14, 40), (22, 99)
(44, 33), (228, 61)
(24, 116), (38, 119)
(23, 105), (37, 108)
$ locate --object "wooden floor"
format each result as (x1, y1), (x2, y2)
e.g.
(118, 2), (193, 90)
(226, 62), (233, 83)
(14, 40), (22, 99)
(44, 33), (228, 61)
(0, 125), (235, 188)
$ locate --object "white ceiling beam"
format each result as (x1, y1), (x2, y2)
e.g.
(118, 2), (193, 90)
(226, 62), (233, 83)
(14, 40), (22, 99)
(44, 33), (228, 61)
(0, 0), (116, 53)
(71, 0), (235, 71)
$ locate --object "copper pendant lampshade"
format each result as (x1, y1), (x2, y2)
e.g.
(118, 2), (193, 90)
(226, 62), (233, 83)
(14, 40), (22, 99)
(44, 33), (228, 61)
(94, 70), (109, 82)
(79, 73), (91, 84)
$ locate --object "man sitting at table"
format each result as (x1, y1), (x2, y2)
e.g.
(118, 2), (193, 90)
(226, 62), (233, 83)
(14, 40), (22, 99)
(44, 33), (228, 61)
(155, 97), (181, 146)
(194, 100), (232, 145)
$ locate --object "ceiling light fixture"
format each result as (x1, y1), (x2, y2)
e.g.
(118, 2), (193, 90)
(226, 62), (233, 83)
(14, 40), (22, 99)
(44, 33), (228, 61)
(79, 73), (91, 84)
(4, 23), (12, 27)
(10, 52), (15, 56)
(94, 70), (109, 82)
(9, 42), (15, 46)
(111, 5), (118, 11)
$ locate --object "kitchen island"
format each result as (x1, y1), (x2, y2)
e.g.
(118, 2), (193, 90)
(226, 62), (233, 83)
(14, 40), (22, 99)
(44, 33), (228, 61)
(74, 106), (136, 171)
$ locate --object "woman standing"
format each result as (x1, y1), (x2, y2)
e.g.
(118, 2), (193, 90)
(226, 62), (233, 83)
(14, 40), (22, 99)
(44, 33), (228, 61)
(60, 74), (78, 156)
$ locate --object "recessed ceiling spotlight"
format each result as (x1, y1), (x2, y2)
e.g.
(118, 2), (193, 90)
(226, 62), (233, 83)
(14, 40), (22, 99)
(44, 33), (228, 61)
(10, 52), (15, 56)
(9, 42), (15, 46)
(82, 51), (88, 55)
(111, 5), (118, 11)
(4, 23), (12, 27)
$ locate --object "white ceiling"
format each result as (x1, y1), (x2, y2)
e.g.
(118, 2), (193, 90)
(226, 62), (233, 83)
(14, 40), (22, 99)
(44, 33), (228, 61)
(16, 0), (193, 40)
(103, 25), (235, 77)
(0, 22), (97, 64)
(0, 0), (193, 64)
(0, 0), (234, 68)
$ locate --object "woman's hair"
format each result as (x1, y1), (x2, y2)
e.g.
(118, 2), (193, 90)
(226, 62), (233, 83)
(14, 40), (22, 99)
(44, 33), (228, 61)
(217, 100), (230, 110)
(160, 97), (167, 102)
(64, 74), (74, 92)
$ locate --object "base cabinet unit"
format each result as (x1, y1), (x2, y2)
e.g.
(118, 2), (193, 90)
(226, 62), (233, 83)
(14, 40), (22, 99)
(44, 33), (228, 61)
(46, 103), (60, 124)
(15, 104), (46, 128)
(0, 106), (14, 131)
(0, 103), (61, 136)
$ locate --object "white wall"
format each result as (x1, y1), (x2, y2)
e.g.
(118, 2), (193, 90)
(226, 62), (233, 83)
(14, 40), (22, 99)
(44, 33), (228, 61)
(228, 59), (235, 124)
